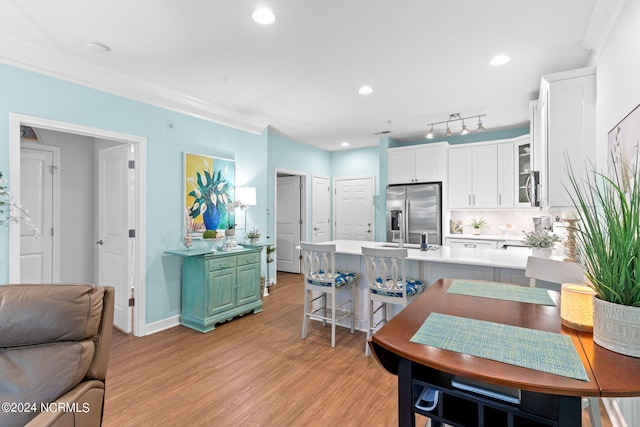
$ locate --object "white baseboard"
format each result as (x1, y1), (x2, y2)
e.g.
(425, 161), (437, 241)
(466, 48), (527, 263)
(145, 315), (181, 335)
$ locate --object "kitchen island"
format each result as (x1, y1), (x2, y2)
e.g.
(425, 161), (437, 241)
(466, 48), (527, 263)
(310, 240), (551, 332)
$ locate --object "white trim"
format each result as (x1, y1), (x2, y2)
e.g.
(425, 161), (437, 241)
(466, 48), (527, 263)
(274, 168), (309, 275)
(20, 141), (61, 282)
(9, 113), (148, 337)
(583, 0), (626, 61)
(0, 36), (270, 136)
(145, 315), (181, 335)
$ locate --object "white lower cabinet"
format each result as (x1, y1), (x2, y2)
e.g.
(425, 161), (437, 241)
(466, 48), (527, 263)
(445, 238), (498, 249)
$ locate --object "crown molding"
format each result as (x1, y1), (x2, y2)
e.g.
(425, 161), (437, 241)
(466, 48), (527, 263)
(583, 0), (626, 60)
(0, 35), (271, 135)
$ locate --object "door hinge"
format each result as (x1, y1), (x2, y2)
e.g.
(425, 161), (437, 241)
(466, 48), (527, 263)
(129, 229), (136, 238)
(51, 227), (54, 236)
(50, 165), (58, 174)
(128, 297), (135, 307)
(299, 219), (303, 225)
(128, 160), (135, 169)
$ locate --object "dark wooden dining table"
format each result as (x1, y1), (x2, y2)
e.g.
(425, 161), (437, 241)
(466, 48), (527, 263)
(369, 278), (640, 427)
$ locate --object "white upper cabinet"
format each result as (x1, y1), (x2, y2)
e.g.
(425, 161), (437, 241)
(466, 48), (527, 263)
(497, 141), (515, 208)
(514, 135), (532, 206)
(538, 67), (596, 207)
(448, 143), (498, 208)
(387, 143), (447, 184)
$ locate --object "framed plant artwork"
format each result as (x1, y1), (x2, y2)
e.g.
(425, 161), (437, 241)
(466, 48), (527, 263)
(608, 103), (640, 191)
(184, 152), (235, 235)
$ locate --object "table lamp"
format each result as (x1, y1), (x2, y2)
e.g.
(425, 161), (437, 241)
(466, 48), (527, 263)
(235, 186), (257, 229)
(560, 283), (596, 332)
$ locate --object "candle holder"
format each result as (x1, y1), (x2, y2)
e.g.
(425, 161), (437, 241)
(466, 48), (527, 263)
(564, 219), (578, 262)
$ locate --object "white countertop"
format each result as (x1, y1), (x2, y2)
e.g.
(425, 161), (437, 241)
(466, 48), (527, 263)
(320, 240), (533, 270)
(445, 233), (525, 241)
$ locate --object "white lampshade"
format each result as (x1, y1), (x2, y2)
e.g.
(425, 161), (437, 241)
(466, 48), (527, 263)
(561, 283), (596, 332)
(236, 187), (256, 206)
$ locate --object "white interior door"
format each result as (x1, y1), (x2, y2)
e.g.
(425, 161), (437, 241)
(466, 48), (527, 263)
(311, 175), (330, 242)
(98, 144), (132, 333)
(276, 175), (302, 273)
(20, 146), (56, 282)
(334, 177), (374, 241)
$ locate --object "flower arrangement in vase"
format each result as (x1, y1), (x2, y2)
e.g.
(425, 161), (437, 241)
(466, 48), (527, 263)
(522, 229), (560, 257)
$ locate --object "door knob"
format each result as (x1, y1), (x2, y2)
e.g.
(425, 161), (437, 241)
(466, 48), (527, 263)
(96, 240), (104, 245)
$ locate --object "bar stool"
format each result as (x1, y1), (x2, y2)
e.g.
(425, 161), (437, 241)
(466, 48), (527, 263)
(300, 242), (358, 347)
(362, 246), (424, 356)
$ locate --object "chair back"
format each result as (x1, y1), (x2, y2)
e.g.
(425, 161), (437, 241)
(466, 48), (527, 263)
(525, 256), (585, 287)
(362, 246), (409, 299)
(300, 242), (337, 286)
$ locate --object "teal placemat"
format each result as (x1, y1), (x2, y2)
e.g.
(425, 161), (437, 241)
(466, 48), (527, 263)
(448, 280), (556, 306)
(410, 313), (589, 381)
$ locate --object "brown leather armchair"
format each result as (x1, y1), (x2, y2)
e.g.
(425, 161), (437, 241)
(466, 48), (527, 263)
(0, 284), (114, 427)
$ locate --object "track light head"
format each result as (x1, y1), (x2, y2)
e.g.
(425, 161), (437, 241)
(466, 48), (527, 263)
(426, 125), (435, 139)
(460, 120), (469, 135)
(477, 117), (486, 132)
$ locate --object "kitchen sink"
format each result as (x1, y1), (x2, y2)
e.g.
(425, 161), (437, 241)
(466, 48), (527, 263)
(377, 243), (440, 250)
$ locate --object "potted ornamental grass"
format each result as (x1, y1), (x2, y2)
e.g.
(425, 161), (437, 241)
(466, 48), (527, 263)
(467, 216), (487, 235)
(246, 228), (261, 244)
(567, 157), (640, 357)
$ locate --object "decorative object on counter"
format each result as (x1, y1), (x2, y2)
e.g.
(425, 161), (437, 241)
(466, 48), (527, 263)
(566, 148), (640, 358)
(425, 113), (486, 139)
(266, 245), (276, 263)
(522, 229), (560, 258)
(183, 233), (193, 250)
(225, 223), (236, 237)
(449, 219), (463, 234)
(185, 152), (235, 231)
(0, 171), (39, 236)
(467, 216), (487, 235)
(245, 227), (261, 244)
(560, 283), (596, 332)
(497, 223), (515, 235)
(560, 210), (579, 262)
(202, 229), (220, 250)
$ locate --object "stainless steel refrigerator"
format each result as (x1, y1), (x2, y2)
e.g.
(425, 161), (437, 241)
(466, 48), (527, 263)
(386, 183), (442, 245)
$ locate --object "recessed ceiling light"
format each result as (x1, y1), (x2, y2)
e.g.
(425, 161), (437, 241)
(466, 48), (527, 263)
(341, 141), (350, 147)
(86, 41), (111, 54)
(252, 8), (276, 25)
(490, 54), (510, 66)
(358, 86), (373, 95)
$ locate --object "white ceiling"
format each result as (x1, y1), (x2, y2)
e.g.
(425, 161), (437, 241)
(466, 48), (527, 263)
(0, 0), (602, 151)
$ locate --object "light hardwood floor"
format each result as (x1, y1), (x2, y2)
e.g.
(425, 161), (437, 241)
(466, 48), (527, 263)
(104, 272), (610, 427)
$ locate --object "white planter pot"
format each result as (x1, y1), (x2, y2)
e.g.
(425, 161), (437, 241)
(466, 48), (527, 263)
(593, 297), (640, 358)
(531, 247), (551, 258)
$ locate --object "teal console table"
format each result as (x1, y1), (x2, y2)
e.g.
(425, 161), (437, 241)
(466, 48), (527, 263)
(165, 247), (263, 332)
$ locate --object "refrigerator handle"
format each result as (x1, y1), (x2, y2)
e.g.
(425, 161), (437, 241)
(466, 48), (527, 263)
(404, 200), (410, 243)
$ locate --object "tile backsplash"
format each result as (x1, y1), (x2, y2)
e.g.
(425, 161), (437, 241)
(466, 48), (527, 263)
(449, 208), (554, 236)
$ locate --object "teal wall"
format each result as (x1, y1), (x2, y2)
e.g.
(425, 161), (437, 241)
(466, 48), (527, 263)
(389, 127), (530, 148)
(0, 63), (268, 324)
(266, 131), (331, 241)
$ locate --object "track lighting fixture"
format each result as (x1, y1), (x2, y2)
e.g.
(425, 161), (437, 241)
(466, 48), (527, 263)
(425, 113), (487, 139)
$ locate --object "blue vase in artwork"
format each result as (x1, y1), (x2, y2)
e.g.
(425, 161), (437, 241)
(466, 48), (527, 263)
(202, 203), (220, 231)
